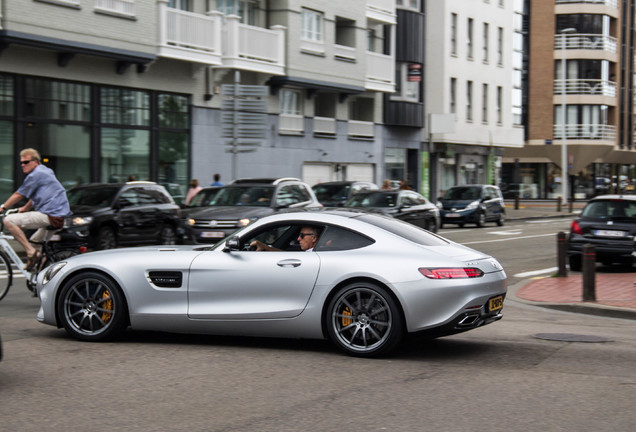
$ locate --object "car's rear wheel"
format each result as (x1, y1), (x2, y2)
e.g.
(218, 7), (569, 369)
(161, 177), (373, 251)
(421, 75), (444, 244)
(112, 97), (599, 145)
(326, 282), (403, 357)
(98, 226), (117, 250)
(57, 271), (128, 341)
(569, 254), (582, 272)
(160, 225), (176, 245)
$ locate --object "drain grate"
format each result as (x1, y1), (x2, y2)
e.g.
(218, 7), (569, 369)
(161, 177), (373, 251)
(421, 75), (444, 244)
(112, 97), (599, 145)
(532, 333), (613, 343)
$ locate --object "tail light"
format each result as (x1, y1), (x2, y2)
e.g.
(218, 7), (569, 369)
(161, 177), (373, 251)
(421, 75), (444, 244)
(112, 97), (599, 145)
(79, 246), (88, 253)
(419, 268), (484, 279)
(570, 220), (582, 235)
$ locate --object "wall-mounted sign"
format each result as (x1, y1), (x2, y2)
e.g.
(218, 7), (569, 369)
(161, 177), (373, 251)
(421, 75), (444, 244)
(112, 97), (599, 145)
(407, 64), (422, 82)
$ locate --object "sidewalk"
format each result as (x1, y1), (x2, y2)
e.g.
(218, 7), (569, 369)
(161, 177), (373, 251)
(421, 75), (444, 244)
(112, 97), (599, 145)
(503, 199), (636, 320)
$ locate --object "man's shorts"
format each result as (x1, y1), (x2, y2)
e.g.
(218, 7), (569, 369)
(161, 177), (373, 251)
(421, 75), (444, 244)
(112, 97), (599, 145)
(5, 211), (55, 243)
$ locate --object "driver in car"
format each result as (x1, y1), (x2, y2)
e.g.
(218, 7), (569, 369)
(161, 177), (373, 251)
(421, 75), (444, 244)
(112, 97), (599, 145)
(250, 226), (320, 252)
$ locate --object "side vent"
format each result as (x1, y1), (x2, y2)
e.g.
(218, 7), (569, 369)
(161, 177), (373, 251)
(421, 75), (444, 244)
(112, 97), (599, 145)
(148, 271), (182, 288)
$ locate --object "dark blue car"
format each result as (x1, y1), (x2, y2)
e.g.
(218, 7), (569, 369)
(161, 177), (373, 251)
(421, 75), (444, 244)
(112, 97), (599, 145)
(437, 184), (506, 228)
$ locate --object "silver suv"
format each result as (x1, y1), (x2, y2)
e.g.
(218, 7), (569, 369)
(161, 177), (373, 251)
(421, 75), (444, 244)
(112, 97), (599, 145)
(180, 178), (322, 244)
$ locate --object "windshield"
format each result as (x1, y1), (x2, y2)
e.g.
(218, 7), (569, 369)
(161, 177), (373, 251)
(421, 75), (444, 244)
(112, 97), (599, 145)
(345, 192), (398, 208)
(188, 188), (220, 207)
(67, 186), (119, 207)
(443, 187), (481, 200)
(313, 184), (351, 202)
(211, 186), (274, 207)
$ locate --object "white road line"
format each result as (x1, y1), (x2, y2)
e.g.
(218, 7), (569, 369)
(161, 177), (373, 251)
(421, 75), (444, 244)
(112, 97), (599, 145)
(461, 232), (556, 245)
(513, 267), (558, 278)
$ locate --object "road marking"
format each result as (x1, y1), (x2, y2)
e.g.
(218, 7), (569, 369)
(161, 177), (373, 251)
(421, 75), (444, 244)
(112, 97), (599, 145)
(490, 230), (523, 235)
(514, 267), (557, 278)
(461, 232), (556, 245)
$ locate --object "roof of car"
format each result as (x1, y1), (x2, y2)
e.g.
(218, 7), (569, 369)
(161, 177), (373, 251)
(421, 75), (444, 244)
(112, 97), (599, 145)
(590, 194), (636, 201)
(313, 181), (376, 186)
(231, 178), (301, 185)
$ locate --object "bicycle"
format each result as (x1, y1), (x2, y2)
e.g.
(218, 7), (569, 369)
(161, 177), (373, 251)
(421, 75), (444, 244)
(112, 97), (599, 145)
(0, 209), (86, 301)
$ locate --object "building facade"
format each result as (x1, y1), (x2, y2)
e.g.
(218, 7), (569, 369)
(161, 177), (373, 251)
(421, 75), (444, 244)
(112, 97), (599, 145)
(505, 0), (636, 199)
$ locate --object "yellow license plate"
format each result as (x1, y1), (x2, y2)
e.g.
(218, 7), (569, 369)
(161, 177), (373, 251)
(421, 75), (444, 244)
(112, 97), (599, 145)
(489, 296), (504, 312)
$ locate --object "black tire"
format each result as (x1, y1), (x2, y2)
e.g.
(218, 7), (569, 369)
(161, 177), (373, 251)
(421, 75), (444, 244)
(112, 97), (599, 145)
(97, 226), (117, 250)
(160, 225), (177, 245)
(569, 254), (582, 272)
(325, 282), (403, 357)
(496, 211), (505, 226)
(476, 212), (486, 227)
(57, 271), (128, 341)
(0, 252), (13, 301)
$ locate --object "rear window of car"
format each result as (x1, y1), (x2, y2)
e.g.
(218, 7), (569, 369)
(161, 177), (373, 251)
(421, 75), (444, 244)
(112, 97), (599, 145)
(356, 213), (449, 246)
(582, 199), (636, 219)
(346, 192), (397, 208)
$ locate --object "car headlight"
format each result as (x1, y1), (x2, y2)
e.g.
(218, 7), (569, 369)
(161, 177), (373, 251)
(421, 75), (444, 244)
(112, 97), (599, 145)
(465, 200), (480, 210)
(72, 216), (93, 226)
(237, 218), (256, 227)
(42, 262), (67, 285)
(188, 218), (196, 226)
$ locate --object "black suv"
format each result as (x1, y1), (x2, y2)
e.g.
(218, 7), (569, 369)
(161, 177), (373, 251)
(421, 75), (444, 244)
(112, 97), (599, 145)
(312, 181), (379, 207)
(63, 182), (181, 250)
(181, 178), (322, 244)
(437, 184), (505, 228)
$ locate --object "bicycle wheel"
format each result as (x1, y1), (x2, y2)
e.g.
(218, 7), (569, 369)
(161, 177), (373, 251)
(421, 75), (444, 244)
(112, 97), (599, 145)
(0, 251), (13, 301)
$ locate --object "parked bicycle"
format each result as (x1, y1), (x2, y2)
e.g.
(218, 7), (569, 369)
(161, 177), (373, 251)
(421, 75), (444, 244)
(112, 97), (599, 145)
(0, 209), (86, 301)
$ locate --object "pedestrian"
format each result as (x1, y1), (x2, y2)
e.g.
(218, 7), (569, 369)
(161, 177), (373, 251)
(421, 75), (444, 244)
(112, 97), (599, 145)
(210, 173), (224, 187)
(381, 179), (392, 190)
(399, 179), (411, 190)
(0, 148), (71, 269)
(185, 179), (202, 206)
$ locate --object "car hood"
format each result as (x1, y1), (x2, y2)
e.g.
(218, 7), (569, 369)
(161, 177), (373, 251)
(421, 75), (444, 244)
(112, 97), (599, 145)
(69, 204), (110, 216)
(184, 206), (275, 220)
(438, 199), (474, 210)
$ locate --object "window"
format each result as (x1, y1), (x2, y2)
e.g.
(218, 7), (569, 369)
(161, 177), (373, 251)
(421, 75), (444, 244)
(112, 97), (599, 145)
(95, 0), (136, 16)
(280, 89), (302, 116)
(497, 86), (503, 124)
(483, 23), (489, 63)
(482, 84), (488, 124)
(216, 0), (257, 25)
(450, 78), (457, 114)
(466, 81), (473, 121)
(275, 185), (311, 207)
(301, 8), (324, 42)
(450, 13), (458, 55)
(396, 0), (421, 12)
(392, 63), (421, 102)
(497, 27), (503, 65)
(315, 226), (374, 251)
(335, 17), (356, 48)
(467, 18), (474, 60)
(169, 0), (190, 10)
(101, 88), (150, 126)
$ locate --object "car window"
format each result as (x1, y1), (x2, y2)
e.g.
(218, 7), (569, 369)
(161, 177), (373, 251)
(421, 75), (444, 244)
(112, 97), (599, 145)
(119, 189), (139, 207)
(67, 186), (119, 207)
(242, 223), (318, 251)
(189, 188), (219, 207)
(137, 188), (164, 205)
(347, 193), (397, 208)
(356, 213), (449, 246)
(314, 226), (374, 251)
(313, 184), (350, 202)
(583, 200), (636, 219)
(444, 187), (480, 200)
(276, 185), (309, 207)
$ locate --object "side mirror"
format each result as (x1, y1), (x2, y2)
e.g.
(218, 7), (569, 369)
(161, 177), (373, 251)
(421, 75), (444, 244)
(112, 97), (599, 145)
(223, 236), (241, 252)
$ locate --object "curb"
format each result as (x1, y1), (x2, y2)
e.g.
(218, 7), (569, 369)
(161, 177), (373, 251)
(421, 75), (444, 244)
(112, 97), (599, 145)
(507, 279), (636, 321)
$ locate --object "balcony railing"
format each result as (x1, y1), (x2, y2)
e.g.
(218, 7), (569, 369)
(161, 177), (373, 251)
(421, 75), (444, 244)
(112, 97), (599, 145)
(366, 51), (395, 92)
(279, 114), (304, 135)
(348, 120), (375, 139)
(554, 33), (617, 53)
(554, 79), (617, 97)
(553, 124), (616, 140)
(555, 0), (618, 7)
(366, 0), (397, 25)
(223, 15), (285, 75)
(95, 0), (135, 16)
(313, 117), (337, 135)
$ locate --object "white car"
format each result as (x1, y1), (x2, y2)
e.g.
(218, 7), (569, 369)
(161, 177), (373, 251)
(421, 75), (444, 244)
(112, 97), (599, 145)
(37, 209), (507, 357)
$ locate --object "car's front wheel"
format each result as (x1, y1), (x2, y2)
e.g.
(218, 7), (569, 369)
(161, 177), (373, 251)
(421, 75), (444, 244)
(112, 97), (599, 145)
(496, 212), (505, 226)
(476, 211), (486, 227)
(569, 254), (582, 272)
(326, 282), (403, 357)
(57, 272), (128, 341)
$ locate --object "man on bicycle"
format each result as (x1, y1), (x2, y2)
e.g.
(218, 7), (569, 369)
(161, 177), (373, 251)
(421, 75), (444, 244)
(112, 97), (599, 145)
(0, 148), (71, 269)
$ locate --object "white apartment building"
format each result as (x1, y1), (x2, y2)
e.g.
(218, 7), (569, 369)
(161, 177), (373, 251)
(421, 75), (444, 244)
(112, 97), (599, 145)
(424, 0), (524, 198)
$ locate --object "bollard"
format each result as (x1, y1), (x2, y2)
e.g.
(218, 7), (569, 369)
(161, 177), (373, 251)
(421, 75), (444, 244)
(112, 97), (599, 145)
(582, 244), (596, 301)
(514, 194), (520, 210)
(557, 232), (568, 277)
(568, 198), (574, 213)
(557, 197), (562, 212)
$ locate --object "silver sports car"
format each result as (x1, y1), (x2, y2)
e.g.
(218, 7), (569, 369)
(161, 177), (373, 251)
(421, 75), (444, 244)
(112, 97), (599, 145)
(37, 209), (507, 357)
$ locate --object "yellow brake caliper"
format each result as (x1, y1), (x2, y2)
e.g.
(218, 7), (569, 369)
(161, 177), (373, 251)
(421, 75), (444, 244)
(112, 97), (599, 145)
(101, 290), (113, 323)
(341, 307), (353, 327)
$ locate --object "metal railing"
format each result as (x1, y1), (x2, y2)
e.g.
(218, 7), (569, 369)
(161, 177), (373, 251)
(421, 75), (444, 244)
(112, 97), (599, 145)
(95, 0), (135, 16)
(555, 0), (618, 7)
(554, 79), (617, 97)
(348, 120), (375, 138)
(160, 7), (223, 53)
(554, 33), (617, 53)
(553, 124), (616, 140)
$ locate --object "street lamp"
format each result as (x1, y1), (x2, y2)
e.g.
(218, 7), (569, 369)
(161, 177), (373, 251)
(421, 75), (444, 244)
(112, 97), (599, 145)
(560, 27), (576, 205)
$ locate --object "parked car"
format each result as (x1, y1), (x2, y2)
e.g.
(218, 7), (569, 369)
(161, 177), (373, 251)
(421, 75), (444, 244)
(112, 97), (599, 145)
(161, 182), (186, 206)
(344, 189), (440, 232)
(437, 184), (506, 228)
(182, 186), (221, 210)
(37, 209), (507, 357)
(181, 178), (322, 244)
(62, 182), (181, 250)
(567, 195), (636, 271)
(312, 181), (379, 207)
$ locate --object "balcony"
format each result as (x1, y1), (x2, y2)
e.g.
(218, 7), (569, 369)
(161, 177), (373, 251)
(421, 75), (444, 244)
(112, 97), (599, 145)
(554, 79), (616, 97)
(554, 33), (617, 53)
(95, 0), (135, 17)
(313, 117), (337, 136)
(366, 0), (397, 25)
(279, 114), (304, 135)
(348, 120), (375, 139)
(366, 51), (395, 92)
(555, 0), (618, 7)
(158, 6), (285, 74)
(553, 124), (616, 140)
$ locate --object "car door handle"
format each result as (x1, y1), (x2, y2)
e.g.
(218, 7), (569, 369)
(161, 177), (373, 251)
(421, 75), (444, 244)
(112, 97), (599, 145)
(277, 259), (302, 268)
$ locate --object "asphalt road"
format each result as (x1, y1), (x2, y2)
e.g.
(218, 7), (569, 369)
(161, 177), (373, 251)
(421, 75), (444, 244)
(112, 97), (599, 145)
(1, 223), (635, 431)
